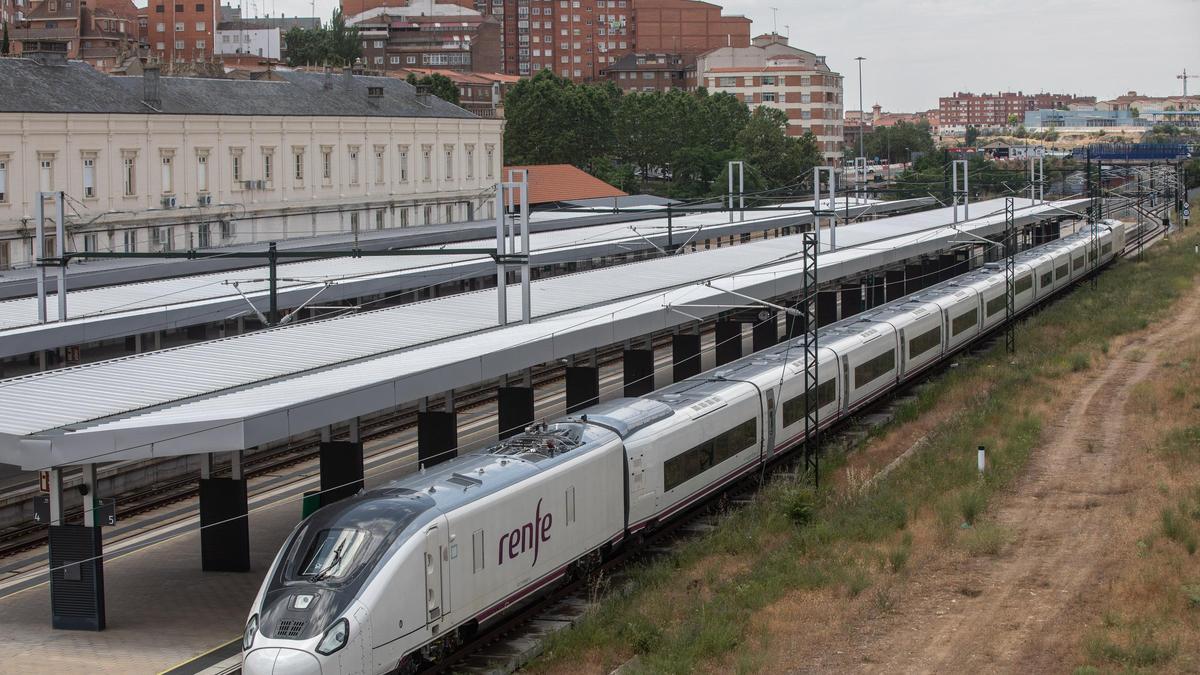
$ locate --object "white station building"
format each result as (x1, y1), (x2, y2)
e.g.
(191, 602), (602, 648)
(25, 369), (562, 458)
(0, 50), (504, 270)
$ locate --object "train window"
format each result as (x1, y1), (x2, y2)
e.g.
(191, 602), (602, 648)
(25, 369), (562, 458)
(1056, 262), (1069, 280)
(951, 308), (978, 337)
(1040, 271), (1053, 288)
(986, 295), (1005, 318)
(663, 418), (756, 491)
(853, 349), (895, 390)
(1073, 256), (1085, 270)
(472, 529), (485, 573)
(1015, 274), (1033, 295)
(908, 326), (940, 359)
(781, 379), (836, 427)
(299, 528), (369, 581)
(1101, 242), (1112, 255)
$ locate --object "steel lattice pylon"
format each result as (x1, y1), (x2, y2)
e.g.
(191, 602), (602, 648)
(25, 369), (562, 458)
(801, 230), (820, 487)
(1005, 198), (1016, 354)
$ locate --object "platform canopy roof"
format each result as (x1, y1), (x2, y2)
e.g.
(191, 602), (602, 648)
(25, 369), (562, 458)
(0, 197), (927, 358)
(0, 197), (1087, 470)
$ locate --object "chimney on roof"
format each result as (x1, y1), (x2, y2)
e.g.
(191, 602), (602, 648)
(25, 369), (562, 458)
(415, 83), (432, 106)
(342, 65), (353, 88)
(143, 63), (162, 108)
(323, 65), (332, 89)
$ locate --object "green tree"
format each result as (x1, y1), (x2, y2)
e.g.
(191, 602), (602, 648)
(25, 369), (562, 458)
(405, 73), (460, 105)
(863, 120), (936, 163)
(734, 107), (821, 189)
(965, 125), (980, 145)
(503, 70), (616, 169)
(282, 9), (360, 67)
(1007, 113), (1020, 127)
(1, 22), (9, 56)
(325, 8), (361, 66)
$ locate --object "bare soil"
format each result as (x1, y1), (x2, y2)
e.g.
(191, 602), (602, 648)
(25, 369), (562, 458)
(763, 286), (1200, 674)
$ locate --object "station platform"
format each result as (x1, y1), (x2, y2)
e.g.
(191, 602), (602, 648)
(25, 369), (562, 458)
(0, 344), (682, 674)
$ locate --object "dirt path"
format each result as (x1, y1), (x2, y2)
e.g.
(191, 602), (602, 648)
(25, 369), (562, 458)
(793, 287), (1200, 674)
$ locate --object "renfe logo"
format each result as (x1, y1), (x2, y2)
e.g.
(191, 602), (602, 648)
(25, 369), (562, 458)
(498, 498), (553, 567)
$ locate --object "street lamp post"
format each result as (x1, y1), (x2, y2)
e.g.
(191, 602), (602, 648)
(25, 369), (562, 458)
(855, 56), (866, 163)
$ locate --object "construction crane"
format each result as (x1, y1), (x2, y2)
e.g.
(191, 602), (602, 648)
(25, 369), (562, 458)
(1179, 68), (1198, 97)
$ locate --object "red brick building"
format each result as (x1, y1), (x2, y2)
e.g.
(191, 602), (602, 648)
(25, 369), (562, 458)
(10, 0), (141, 71)
(3, 0), (29, 27)
(142, 0), (216, 61)
(398, 67), (519, 117)
(486, 0), (749, 82)
(938, 91), (1096, 128)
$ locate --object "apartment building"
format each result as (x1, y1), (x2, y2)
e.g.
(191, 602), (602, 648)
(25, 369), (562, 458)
(0, 53), (503, 270)
(604, 51), (689, 92)
(938, 91), (1096, 128)
(346, 3), (501, 73)
(697, 33), (844, 163)
(485, 0), (748, 81)
(140, 0), (215, 61)
(7, 0), (141, 71)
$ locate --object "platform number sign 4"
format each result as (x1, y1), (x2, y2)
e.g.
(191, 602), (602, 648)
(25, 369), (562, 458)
(33, 495), (51, 524)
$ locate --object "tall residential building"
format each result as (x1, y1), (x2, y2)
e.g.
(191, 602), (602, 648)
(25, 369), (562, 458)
(697, 33), (844, 163)
(938, 91), (1096, 128)
(143, 0), (216, 61)
(0, 53), (503, 270)
(486, 0), (749, 82)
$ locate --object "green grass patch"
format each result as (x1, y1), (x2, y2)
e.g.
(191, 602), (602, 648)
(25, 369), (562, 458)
(532, 222), (1200, 673)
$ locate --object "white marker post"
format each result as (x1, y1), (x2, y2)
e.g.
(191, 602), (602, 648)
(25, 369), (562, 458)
(977, 445), (986, 475)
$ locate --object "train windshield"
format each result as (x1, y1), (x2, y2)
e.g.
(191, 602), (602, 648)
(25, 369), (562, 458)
(299, 528), (369, 582)
(276, 489), (433, 588)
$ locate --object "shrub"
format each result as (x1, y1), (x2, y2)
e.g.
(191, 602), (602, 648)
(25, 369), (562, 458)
(958, 488), (986, 526)
(782, 485), (817, 526)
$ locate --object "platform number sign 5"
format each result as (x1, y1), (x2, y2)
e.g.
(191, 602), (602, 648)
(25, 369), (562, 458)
(96, 498), (117, 527)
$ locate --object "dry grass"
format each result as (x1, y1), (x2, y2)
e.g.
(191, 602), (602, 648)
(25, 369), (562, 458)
(1071, 335), (1200, 673)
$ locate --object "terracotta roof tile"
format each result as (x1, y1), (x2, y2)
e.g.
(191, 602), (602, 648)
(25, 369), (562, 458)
(502, 164), (626, 205)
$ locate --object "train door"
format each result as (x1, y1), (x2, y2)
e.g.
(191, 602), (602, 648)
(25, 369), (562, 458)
(424, 525), (446, 627)
(764, 388), (777, 457)
(841, 354), (851, 413)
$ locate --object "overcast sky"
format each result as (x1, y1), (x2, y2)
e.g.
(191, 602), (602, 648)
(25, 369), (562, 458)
(229, 0), (1199, 111)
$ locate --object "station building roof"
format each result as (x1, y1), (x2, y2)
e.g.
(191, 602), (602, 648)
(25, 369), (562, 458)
(0, 58), (476, 118)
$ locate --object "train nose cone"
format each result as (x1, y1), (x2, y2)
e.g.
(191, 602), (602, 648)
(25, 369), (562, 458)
(244, 647), (323, 675)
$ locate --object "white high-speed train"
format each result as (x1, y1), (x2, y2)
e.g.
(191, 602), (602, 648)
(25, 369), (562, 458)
(242, 221), (1125, 675)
